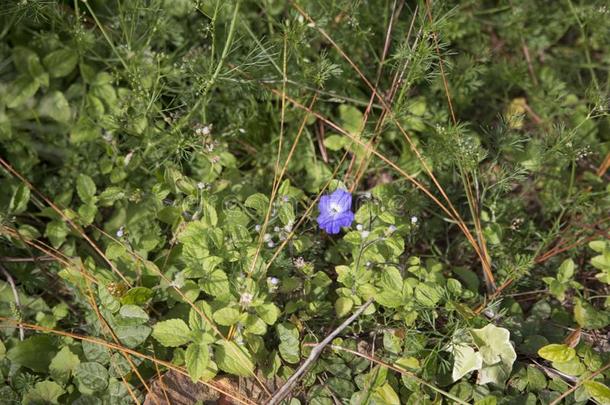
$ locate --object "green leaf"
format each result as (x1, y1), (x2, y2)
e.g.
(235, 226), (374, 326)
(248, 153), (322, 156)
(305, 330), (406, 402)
(183, 256), (224, 278)
(414, 282), (442, 307)
(23, 381), (64, 405)
(82, 340), (110, 365)
(7, 335), (57, 372)
(45, 220), (69, 248)
(277, 322), (300, 364)
(120, 287), (153, 305)
(538, 344), (575, 363)
(339, 104), (364, 135)
(185, 340), (210, 381)
(375, 267), (404, 308)
(324, 134), (347, 151)
(74, 362), (109, 393)
(574, 298), (610, 329)
(255, 302), (280, 325)
(212, 307), (241, 326)
(557, 259), (575, 283)
(6, 75), (40, 109)
(470, 324), (517, 386)
(76, 174), (97, 202)
(198, 268), (231, 298)
(115, 324), (151, 348)
(50, 346), (80, 383)
(334, 297), (353, 318)
(43, 48), (78, 78)
(245, 193), (270, 216)
(9, 184), (30, 214)
(214, 340), (255, 377)
(70, 118), (100, 143)
(584, 381), (610, 404)
(38, 91), (71, 123)
(118, 305), (149, 325)
(451, 343), (483, 381)
(152, 319), (192, 347)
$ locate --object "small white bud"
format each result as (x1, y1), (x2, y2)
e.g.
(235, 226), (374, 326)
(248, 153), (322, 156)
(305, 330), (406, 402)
(356, 224), (363, 231)
(411, 216), (418, 224)
(361, 230), (370, 238)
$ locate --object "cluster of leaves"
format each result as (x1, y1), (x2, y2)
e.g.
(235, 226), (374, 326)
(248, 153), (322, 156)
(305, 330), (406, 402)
(0, 0), (609, 404)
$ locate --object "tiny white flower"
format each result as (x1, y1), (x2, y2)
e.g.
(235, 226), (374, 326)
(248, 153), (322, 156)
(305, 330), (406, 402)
(411, 216), (418, 224)
(254, 224), (261, 232)
(282, 195), (290, 203)
(361, 230), (370, 238)
(387, 225), (397, 233)
(116, 227), (124, 238)
(284, 222), (293, 233)
(238, 128), (246, 134)
(197, 182), (206, 190)
(267, 277), (279, 285)
(267, 240), (275, 248)
(263, 233), (272, 242)
(293, 257), (306, 269)
(273, 226), (280, 233)
(239, 293), (253, 306)
(202, 125), (211, 135)
(356, 224), (363, 231)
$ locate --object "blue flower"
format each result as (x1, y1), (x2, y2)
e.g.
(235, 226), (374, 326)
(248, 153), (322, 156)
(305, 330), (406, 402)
(317, 189), (354, 234)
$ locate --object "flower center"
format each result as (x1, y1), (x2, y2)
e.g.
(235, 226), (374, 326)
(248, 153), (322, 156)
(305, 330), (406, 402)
(329, 203), (342, 214)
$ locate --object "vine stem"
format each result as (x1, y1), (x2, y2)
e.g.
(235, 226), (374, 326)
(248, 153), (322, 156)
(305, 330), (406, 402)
(267, 298), (374, 405)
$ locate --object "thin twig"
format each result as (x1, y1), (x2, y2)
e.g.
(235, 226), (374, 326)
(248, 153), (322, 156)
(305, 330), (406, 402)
(0, 263), (24, 340)
(267, 298), (374, 405)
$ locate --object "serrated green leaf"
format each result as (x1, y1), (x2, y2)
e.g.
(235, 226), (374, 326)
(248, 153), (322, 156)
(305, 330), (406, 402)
(75, 362), (109, 393)
(214, 340), (255, 377)
(212, 307), (241, 326)
(152, 319), (191, 347)
(76, 174), (96, 202)
(43, 48), (78, 78)
(185, 340), (210, 382)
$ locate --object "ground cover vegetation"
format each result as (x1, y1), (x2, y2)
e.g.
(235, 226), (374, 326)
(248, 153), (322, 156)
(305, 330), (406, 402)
(0, 0), (609, 403)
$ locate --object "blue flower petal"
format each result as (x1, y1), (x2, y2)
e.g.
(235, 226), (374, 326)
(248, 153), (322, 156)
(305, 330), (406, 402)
(317, 189), (355, 235)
